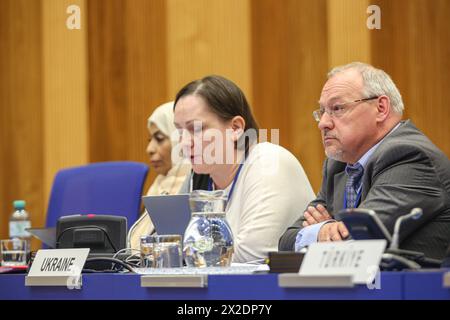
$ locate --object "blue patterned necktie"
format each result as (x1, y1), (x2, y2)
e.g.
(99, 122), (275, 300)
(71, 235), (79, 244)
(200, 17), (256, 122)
(345, 163), (364, 208)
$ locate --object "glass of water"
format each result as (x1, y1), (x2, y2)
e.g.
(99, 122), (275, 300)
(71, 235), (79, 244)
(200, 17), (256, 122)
(140, 235), (154, 268)
(151, 235), (182, 268)
(0, 239), (29, 267)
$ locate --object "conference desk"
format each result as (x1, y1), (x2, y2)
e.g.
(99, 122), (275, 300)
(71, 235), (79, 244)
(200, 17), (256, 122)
(0, 270), (449, 300)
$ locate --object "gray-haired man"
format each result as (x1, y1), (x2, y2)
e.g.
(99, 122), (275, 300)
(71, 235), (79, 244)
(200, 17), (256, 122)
(279, 62), (450, 260)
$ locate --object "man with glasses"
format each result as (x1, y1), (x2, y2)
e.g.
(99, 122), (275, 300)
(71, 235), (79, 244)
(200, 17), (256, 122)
(279, 62), (450, 260)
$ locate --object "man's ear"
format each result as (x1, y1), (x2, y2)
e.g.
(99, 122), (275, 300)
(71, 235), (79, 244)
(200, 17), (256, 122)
(375, 95), (391, 122)
(230, 116), (245, 141)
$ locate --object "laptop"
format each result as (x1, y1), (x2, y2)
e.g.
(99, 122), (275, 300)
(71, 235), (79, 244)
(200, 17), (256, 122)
(142, 194), (191, 236)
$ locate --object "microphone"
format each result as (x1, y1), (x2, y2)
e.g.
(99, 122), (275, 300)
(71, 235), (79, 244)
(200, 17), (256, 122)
(389, 208), (423, 250)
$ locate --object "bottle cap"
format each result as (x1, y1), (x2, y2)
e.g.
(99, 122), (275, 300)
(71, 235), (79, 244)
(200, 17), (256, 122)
(13, 200), (26, 210)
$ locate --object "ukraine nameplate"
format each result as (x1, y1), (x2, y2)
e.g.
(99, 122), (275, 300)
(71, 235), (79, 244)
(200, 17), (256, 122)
(25, 248), (90, 288)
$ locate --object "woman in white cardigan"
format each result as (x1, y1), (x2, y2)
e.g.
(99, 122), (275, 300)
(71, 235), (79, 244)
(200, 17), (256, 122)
(174, 75), (315, 263)
(128, 102), (191, 250)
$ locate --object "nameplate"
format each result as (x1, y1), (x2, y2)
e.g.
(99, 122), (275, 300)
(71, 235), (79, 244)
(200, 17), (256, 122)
(141, 275), (208, 288)
(299, 240), (387, 284)
(25, 248), (90, 288)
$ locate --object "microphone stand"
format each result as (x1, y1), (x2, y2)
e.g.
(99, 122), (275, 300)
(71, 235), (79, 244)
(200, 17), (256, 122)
(381, 208), (441, 270)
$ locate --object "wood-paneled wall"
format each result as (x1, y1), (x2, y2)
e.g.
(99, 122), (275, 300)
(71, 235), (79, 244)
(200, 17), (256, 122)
(327, 0), (371, 66)
(42, 0), (89, 209)
(0, 0), (44, 247)
(1, 0), (449, 243)
(0, 0), (88, 249)
(371, 0), (450, 157)
(251, 0), (329, 189)
(166, 0), (252, 100)
(87, 0), (167, 191)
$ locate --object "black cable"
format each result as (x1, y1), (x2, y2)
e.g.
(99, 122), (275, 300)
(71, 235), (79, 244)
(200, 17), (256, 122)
(56, 225), (118, 252)
(385, 248), (442, 268)
(84, 257), (135, 272)
(82, 269), (120, 273)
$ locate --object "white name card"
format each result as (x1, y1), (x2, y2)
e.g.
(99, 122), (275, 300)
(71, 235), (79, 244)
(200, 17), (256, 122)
(299, 240), (387, 284)
(25, 248), (90, 288)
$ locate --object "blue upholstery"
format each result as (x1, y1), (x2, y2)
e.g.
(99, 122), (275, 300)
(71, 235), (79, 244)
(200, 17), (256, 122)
(45, 161), (148, 230)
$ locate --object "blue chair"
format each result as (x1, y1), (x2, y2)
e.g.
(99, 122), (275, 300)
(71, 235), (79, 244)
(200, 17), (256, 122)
(45, 161), (149, 230)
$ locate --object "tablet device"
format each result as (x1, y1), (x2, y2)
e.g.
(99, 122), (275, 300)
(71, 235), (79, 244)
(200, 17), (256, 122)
(26, 227), (57, 248)
(142, 194), (191, 236)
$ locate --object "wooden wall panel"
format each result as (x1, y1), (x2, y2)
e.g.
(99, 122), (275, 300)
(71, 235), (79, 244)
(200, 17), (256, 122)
(251, 0), (328, 191)
(371, 0), (450, 157)
(327, 0), (371, 66)
(125, 0), (168, 162)
(166, 0), (252, 102)
(87, 0), (168, 190)
(88, 0), (129, 162)
(0, 0), (44, 241)
(42, 0), (88, 209)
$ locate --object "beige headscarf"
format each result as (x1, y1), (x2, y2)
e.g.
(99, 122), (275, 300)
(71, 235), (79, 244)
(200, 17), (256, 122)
(128, 102), (191, 250)
(147, 102), (178, 151)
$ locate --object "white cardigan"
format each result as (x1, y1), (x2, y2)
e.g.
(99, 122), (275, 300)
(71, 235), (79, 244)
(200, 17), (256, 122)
(181, 142), (315, 263)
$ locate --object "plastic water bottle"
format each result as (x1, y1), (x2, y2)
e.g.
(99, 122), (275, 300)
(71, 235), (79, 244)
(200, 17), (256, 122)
(9, 200), (32, 242)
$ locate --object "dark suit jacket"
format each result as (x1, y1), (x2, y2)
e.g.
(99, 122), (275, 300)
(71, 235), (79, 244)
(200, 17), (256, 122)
(279, 120), (450, 260)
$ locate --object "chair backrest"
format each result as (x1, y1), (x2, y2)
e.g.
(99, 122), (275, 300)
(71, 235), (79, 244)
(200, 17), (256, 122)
(45, 161), (149, 229)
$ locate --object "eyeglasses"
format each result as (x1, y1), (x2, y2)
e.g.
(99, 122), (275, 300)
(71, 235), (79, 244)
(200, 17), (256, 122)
(312, 96), (379, 122)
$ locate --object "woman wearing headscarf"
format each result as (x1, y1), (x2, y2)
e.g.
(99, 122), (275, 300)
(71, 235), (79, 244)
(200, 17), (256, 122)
(128, 102), (191, 250)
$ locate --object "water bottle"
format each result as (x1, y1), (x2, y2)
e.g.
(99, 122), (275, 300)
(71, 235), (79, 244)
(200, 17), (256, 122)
(9, 200), (32, 242)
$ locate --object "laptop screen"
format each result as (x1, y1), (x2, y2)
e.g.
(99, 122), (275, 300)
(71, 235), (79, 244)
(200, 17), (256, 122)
(142, 194), (191, 236)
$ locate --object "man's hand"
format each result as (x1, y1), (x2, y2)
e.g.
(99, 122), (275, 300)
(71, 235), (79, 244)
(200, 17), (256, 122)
(302, 204), (332, 227)
(318, 221), (349, 242)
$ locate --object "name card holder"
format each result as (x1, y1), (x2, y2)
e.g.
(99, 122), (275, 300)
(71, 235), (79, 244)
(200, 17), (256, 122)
(294, 240), (387, 286)
(278, 273), (354, 288)
(141, 275), (208, 288)
(25, 275), (83, 287)
(25, 248), (89, 288)
(443, 271), (450, 288)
